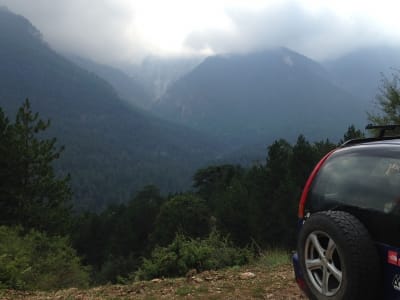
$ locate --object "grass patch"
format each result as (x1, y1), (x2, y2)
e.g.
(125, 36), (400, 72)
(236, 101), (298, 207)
(143, 297), (158, 300)
(228, 265), (241, 271)
(195, 285), (209, 294)
(257, 249), (290, 268)
(176, 285), (194, 296)
(251, 286), (265, 298)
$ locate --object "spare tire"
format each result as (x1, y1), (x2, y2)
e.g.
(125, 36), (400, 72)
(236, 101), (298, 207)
(297, 210), (380, 300)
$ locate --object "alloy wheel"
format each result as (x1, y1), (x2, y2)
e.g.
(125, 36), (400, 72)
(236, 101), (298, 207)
(304, 231), (343, 296)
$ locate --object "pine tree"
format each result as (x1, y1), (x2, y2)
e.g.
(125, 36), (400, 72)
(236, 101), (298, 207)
(0, 99), (71, 234)
(339, 125), (365, 144)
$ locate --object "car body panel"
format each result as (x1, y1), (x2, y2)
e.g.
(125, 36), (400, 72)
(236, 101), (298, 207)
(378, 243), (400, 300)
(294, 137), (400, 299)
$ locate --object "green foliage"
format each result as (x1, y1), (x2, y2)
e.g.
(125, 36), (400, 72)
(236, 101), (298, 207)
(314, 139), (336, 158)
(96, 255), (139, 285)
(290, 135), (316, 188)
(368, 71), (400, 125)
(72, 185), (165, 284)
(193, 165), (244, 208)
(0, 226), (89, 290)
(192, 135), (337, 249)
(151, 194), (211, 246)
(193, 165), (247, 244)
(71, 132), (339, 284)
(0, 99), (71, 234)
(135, 231), (252, 280)
(257, 249), (290, 268)
(340, 124), (365, 144)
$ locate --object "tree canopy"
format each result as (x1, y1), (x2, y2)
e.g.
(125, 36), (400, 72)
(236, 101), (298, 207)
(0, 99), (71, 234)
(368, 71), (400, 125)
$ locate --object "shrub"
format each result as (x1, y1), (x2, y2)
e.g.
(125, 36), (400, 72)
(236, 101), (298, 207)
(135, 230), (252, 280)
(0, 226), (89, 290)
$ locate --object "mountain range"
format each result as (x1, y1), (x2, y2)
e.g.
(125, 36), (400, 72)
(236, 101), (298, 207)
(154, 48), (367, 146)
(0, 7), (221, 210)
(2, 6), (400, 209)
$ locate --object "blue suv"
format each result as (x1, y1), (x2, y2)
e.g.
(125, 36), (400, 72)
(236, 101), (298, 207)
(293, 125), (400, 300)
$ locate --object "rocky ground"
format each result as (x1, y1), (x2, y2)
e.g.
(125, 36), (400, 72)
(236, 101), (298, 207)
(0, 263), (305, 299)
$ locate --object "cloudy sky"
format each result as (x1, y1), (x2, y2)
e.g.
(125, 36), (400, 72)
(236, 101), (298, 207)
(0, 0), (399, 65)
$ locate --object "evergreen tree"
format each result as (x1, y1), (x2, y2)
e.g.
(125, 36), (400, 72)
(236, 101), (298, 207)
(151, 194), (211, 246)
(314, 139), (336, 158)
(265, 139), (292, 189)
(339, 125), (365, 144)
(368, 71), (400, 125)
(193, 164), (243, 209)
(264, 139), (297, 247)
(0, 99), (71, 234)
(0, 108), (13, 214)
(290, 135), (316, 189)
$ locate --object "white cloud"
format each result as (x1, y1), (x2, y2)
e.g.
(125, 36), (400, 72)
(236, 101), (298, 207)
(0, 0), (399, 64)
(185, 0), (400, 61)
(0, 0), (145, 64)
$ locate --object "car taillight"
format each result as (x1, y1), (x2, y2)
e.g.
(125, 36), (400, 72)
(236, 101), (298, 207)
(296, 277), (307, 291)
(298, 150), (335, 218)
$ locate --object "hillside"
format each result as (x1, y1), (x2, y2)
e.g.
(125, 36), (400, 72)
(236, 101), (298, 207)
(0, 7), (221, 210)
(69, 56), (152, 109)
(154, 48), (366, 147)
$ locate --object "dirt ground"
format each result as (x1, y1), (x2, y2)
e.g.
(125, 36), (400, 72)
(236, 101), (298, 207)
(0, 264), (306, 300)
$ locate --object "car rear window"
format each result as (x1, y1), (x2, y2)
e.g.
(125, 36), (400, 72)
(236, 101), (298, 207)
(307, 150), (400, 214)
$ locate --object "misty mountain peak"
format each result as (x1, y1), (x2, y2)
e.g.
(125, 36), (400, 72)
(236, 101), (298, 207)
(0, 7), (43, 43)
(155, 47), (365, 145)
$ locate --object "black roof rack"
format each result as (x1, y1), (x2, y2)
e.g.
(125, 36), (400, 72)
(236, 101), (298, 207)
(365, 124), (400, 138)
(341, 136), (400, 147)
(340, 124), (400, 148)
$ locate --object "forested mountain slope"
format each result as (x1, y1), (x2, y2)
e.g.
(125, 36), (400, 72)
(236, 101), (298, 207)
(69, 56), (152, 109)
(155, 48), (366, 146)
(0, 7), (221, 210)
